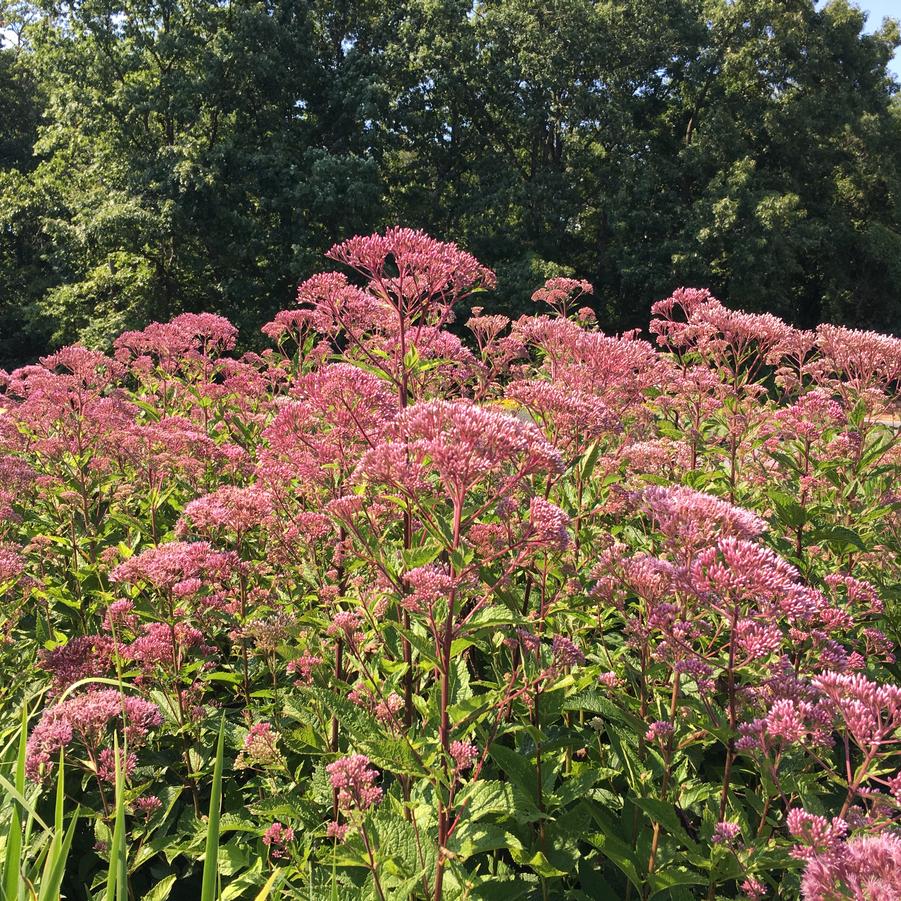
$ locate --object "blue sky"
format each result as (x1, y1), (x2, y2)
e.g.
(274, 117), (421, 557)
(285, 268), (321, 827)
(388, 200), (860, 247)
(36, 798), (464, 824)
(859, 1), (901, 77)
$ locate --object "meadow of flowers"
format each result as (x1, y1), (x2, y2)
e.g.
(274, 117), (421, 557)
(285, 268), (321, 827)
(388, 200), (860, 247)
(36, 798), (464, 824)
(1, 228), (900, 900)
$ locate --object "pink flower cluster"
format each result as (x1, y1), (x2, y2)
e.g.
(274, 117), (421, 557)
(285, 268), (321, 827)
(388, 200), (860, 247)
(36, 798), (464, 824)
(813, 671), (901, 752)
(236, 722), (281, 769)
(450, 740), (479, 772)
(788, 810), (901, 900)
(262, 822), (295, 859)
(357, 399), (563, 504)
(531, 277), (593, 317)
(326, 754), (383, 813)
(641, 486), (766, 552)
(38, 635), (114, 695)
(4, 231), (901, 898)
(111, 541), (234, 593)
(179, 486), (271, 536)
(326, 227), (496, 322)
(26, 690), (161, 781)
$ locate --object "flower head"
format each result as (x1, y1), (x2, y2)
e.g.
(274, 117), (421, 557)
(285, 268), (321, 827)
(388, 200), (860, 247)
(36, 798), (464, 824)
(450, 740), (479, 772)
(110, 541), (233, 592)
(236, 722), (282, 769)
(531, 277), (593, 317)
(26, 690), (161, 781)
(528, 497), (570, 551)
(712, 821), (742, 846)
(262, 822), (295, 859)
(356, 400), (563, 504)
(645, 721), (674, 744)
(132, 795), (162, 819)
(179, 486), (271, 537)
(327, 227), (495, 325)
(641, 486), (766, 553)
(326, 754), (383, 812)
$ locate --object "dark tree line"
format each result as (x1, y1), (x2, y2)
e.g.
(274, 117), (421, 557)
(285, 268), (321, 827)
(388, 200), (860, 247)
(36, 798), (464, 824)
(0, 0), (899, 364)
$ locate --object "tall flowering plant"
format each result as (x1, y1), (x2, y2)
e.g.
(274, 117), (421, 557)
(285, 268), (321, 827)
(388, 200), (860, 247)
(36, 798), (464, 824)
(0, 229), (899, 900)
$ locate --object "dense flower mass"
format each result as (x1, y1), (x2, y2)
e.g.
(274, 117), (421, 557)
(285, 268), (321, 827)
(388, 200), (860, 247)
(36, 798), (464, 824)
(356, 399), (564, 503)
(326, 227), (496, 319)
(179, 486), (272, 536)
(110, 541), (233, 591)
(0, 231), (899, 900)
(788, 810), (901, 900)
(641, 485), (767, 549)
(25, 690), (161, 781)
(326, 754), (383, 812)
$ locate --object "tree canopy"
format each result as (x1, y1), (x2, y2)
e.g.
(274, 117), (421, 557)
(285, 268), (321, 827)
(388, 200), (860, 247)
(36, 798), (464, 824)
(1, 0), (899, 364)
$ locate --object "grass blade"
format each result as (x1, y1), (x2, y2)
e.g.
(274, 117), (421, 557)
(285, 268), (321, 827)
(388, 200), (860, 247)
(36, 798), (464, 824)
(38, 804), (79, 901)
(200, 716), (225, 901)
(253, 868), (284, 901)
(0, 775), (50, 833)
(37, 751), (79, 901)
(104, 733), (128, 901)
(36, 752), (65, 900)
(2, 707), (28, 901)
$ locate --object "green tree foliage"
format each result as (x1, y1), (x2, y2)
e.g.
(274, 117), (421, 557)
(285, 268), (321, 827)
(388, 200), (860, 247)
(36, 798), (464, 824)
(0, 1), (45, 363)
(0, 0), (383, 357)
(0, 0), (899, 362)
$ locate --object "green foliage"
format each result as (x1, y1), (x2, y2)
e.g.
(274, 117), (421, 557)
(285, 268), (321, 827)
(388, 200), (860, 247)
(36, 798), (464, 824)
(104, 733), (127, 901)
(0, 0), (900, 363)
(0, 724), (79, 901)
(200, 716), (225, 901)
(0, 259), (899, 899)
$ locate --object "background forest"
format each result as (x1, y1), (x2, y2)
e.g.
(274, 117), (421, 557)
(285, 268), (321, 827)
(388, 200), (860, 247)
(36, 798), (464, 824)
(0, 0), (900, 366)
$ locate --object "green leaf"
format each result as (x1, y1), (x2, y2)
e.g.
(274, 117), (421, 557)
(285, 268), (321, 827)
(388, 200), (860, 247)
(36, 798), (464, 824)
(585, 828), (642, 893)
(2, 708), (29, 901)
(470, 877), (532, 900)
(105, 732), (128, 901)
(0, 774), (50, 832)
(456, 779), (542, 824)
(201, 671), (244, 685)
(605, 726), (645, 790)
(488, 743), (537, 801)
(143, 875), (178, 901)
(38, 752), (79, 901)
(401, 543), (442, 570)
(648, 867), (707, 897)
(633, 797), (701, 851)
(253, 869), (284, 901)
(368, 806), (421, 875)
(810, 525), (868, 554)
(201, 716), (226, 901)
(449, 822), (524, 861)
(294, 687), (426, 776)
(769, 490), (807, 529)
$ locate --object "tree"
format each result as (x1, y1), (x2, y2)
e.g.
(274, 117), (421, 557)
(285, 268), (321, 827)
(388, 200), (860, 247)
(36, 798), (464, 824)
(0, 0), (898, 361)
(0, 4), (45, 365)
(2, 0), (383, 349)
